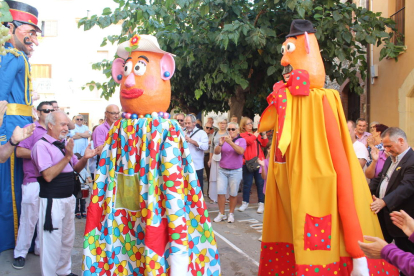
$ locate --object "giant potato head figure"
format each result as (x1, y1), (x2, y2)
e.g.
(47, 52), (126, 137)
(258, 20), (398, 276)
(83, 35), (221, 276)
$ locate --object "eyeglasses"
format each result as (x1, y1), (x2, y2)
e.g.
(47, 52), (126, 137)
(205, 126), (212, 130)
(177, 119), (184, 122)
(227, 128), (237, 131)
(106, 111), (119, 115)
(76, 118), (83, 121)
(246, 122), (253, 125)
(38, 109), (55, 113)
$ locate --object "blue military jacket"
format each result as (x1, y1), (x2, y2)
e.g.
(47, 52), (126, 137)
(0, 42), (33, 142)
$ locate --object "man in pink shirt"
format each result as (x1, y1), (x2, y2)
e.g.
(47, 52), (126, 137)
(92, 104), (119, 148)
(355, 118), (372, 147)
(32, 111), (98, 276)
(12, 101), (53, 270)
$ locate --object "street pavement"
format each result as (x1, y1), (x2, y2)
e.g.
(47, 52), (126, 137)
(0, 178), (263, 276)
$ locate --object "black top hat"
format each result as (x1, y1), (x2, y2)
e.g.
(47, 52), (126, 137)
(286, 19), (315, 38)
(5, 1), (41, 32)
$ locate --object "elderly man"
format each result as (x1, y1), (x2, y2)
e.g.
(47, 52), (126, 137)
(92, 104), (119, 149)
(68, 114), (91, 156)
(12, 101), (53, 269)
(176, 113), (185, 130)
(50, 100), (75, 130)
(355, 118), (372, 147)
(348, 120), (369, 169)
(184, 114), (209, 194)
(369, 127), (414, 275)
(32, 111), (98, 276)
(0, 0), (42, 253)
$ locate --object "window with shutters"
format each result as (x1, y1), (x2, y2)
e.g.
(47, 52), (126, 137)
(391, 0), (405, 45)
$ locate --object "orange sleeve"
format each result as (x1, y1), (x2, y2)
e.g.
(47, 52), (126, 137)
(322, 95), (365, 258)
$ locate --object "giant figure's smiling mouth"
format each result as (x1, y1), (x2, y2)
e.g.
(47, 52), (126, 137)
(121, 88), (144, 99)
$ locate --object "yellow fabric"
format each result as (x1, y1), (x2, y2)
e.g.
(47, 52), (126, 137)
(10, 152), (18, 240)
(262, 88), (383, 265)
(278, 89), (292, 155)
(21, 54), (32, 106)
(258, 105), (277, 133)
(6, 103), (33, 117)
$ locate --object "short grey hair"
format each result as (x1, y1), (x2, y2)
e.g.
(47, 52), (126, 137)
(45, 111), (66, 128)
(185, 114), (197, 123)
(76, 114), (84, 119)
(381, 127), (407, 142)
(228, 122), (239, 129)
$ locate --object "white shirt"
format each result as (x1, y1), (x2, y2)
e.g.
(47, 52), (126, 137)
(353, 140), (370, 167)
(379, 147), (411, 199)
(186, 127), (209, 170)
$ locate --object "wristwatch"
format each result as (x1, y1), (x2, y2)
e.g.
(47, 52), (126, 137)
(8, 137), (19, 147)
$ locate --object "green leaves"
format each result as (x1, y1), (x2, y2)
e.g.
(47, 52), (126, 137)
(77, 0), (404, 115)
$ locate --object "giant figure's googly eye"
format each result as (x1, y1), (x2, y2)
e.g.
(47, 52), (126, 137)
(286, 42), (296, 53)
(134, 60), (147, 76)
(281, 45), (286, 55)
(123, 61), (133, 76)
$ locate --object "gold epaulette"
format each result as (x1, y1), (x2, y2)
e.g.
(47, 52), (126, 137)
(5, 48), (22, 57)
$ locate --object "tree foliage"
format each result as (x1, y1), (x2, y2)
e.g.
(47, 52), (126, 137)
(79, 0), (402, 117)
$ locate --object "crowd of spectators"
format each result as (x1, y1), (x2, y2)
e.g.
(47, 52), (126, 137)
(3, 99), (414, 274)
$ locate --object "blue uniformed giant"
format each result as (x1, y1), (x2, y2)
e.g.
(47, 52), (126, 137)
(0, 0), (41, 252)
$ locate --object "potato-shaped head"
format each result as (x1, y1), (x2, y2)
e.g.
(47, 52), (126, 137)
(112, 35), (175, 115)
(280, 20), (325, 89)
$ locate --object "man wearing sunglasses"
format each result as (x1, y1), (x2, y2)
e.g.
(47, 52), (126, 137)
(68, 114), (91, 156)
(12, 101), (53, 269)
(176, 113), (185, 130)
(0, 0), (43, 253)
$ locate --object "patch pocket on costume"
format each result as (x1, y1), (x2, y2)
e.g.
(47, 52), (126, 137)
(114, 173), (141, 211)
(304, 214), (331, 251)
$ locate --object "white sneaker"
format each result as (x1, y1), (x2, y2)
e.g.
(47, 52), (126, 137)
(238, 201), (249, 212)
(213, 213), (227, 222)
(227, 213), (235, 223)
(257, 202), (265, 214)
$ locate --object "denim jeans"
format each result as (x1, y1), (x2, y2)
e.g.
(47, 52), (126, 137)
(217, 167), (243, 197)
(242, 165), (265, 203)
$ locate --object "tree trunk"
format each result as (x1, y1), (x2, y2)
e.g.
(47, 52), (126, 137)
(229, 85), (248, 122)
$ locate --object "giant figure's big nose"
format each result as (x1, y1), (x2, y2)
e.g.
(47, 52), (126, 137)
(124, 74), (136, 88)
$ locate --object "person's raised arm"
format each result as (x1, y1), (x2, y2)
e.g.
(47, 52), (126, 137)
(225, 136), (245, 155)
(365, 148), (379, 179)
(0, 124), (35, 163)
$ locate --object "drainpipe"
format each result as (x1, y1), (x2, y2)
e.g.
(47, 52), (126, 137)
(366, 0), (373, 123)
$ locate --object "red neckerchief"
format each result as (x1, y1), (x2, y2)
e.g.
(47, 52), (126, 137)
(265, 69), (310, 162)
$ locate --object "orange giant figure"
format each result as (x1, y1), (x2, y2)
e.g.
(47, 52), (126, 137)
(258, 20), (398, 276)
(82, 35), (221, 276)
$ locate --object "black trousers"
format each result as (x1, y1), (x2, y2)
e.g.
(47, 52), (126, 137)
(196, 169), (204, 195)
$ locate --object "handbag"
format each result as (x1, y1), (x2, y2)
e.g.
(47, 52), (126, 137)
(245, 138), (261, 172)
(212, 131), (221, 161)
(73, 172), (85, 199)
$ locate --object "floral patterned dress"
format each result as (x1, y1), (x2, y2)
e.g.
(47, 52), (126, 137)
(82, 117), (221, 276)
